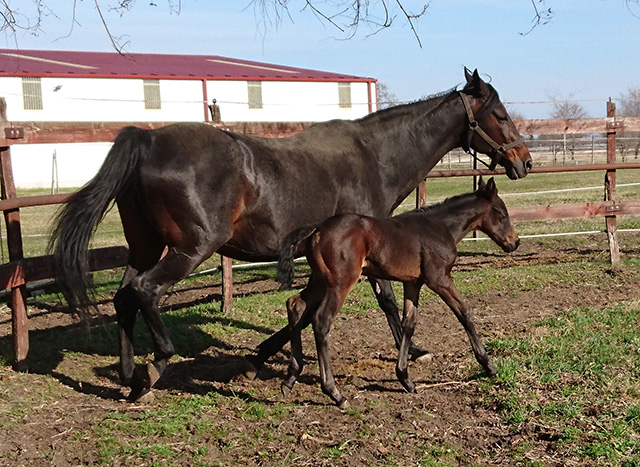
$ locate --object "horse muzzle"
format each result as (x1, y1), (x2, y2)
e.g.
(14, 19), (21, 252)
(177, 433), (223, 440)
(503, 147), (533, 180)
(501, 236), (520, 253)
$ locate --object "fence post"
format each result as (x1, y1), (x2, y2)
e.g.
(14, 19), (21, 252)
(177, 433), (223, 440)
(221, 255), (233, 313)
(0, 145), (29, 370)
(605, 99), (620, 267)
(416, 179), (427, 208)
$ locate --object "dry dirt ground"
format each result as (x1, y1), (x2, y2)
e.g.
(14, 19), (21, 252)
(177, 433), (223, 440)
(1, 241), (639, 466)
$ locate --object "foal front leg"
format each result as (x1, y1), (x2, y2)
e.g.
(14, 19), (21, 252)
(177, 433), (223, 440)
(430, 274), (497, 377)
(396, 282), (421, 393)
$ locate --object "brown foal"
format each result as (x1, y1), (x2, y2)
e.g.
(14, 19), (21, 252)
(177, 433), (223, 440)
(277, 177), (520, 407)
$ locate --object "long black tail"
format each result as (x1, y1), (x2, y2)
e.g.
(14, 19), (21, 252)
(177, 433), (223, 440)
(48, 126), (153, 316)
(276, 224), (319, 289)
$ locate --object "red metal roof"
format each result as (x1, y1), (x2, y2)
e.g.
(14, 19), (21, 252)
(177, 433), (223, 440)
(0, 49), (374, 82)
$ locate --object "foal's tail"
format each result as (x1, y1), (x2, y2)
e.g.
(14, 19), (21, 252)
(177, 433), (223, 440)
(48, 126), (153, 317)
(276, 224), (319, 289)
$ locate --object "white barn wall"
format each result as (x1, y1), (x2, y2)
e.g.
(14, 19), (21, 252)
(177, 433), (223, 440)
(1, 76), (376, 188)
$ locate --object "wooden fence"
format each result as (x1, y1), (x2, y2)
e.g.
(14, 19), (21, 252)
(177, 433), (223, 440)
(2, 111), (640, 369)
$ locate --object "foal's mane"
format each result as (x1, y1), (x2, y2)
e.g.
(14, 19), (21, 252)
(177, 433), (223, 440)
(399, 191), (481, 218)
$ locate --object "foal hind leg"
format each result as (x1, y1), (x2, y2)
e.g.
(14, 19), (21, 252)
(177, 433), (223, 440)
(369, 278), (430, 361)
(429, 274), (497, 377)
(282, 279), (324, 395)
(127, 245), (216, 400)
(312, 288), (353, 408)
(395, 282), (421, 393)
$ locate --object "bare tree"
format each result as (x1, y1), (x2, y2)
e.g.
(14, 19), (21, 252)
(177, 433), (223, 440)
(0, 0), (562, 53)
(619, 86), (640, 117)
(376, 82), (400, 109)
(548, 93), (590, 119)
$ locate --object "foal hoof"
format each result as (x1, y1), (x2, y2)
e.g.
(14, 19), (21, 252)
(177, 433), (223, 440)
(401, 379), (416, 393)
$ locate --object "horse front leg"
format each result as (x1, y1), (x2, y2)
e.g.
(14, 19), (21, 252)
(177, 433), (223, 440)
(430, 274), (497, 377)
(368, 278), (430, 362)
(395, 282), (421, 393)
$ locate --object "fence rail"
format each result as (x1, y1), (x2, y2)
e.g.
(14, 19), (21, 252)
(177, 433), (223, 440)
(2, 112), (639, 369)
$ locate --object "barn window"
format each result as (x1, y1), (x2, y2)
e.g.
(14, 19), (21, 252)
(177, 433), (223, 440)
(247, 81), (263, 109)
(22, 77), (43, 111)
(338, 82), (352, 109)
(143, 79), (162, 110)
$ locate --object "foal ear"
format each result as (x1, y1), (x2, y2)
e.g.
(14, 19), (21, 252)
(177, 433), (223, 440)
(478, 177), (497, 200)
(485, 177), (498, 200)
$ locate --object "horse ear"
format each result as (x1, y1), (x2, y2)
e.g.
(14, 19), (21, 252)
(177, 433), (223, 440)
(464, 67), (475, 84)
(463, 68), (489, 97)
(477, 175), (486, 190)
(485, 177), (498, 199)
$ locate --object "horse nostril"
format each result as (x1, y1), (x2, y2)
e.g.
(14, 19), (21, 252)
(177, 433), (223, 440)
(525, 159), (533, 172)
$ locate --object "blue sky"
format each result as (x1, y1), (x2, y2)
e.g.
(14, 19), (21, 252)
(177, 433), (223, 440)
(4, 0), (640, 119)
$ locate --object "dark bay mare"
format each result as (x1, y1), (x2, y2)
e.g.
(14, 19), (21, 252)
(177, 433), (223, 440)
(278, 178), (519, 407)
(49, 69), (531, 401)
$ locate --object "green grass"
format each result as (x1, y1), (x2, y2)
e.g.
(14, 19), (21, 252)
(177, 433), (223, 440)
(483, 298), (640, 464)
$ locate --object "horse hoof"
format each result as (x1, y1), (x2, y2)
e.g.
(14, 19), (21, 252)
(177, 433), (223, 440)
(146, 362), (161, 387)
(135, 389), (155, 404)
(415, 353), (433, 364)
(337, 399), (351, 410)
(281, 382), (292, 398)
(240, 358), (258, 380)
(409, 346), (430, 362)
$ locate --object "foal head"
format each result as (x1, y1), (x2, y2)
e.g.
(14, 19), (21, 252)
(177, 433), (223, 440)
(461, 69), (533, 180)
(476, 177), (520, 253)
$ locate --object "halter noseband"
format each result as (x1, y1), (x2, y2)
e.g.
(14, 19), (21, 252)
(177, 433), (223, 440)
(459, 92), (525, 171)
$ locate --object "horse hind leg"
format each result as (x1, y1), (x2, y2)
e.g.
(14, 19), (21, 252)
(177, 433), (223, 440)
(114, 198), (167, 389)
(395, 282), (421, 393)
(368, 278), (430, 362)
(126, 244), (217, 401)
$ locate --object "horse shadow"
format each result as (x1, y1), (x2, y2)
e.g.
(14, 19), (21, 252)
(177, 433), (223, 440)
(0, 284), (293, 403)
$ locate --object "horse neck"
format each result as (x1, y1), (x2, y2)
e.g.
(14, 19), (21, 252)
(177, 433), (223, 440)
(429, 195), (488, 244)
(358, 92), (469, 212)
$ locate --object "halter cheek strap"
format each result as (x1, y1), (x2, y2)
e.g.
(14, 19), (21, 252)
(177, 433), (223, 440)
(459, 92), (525, 171)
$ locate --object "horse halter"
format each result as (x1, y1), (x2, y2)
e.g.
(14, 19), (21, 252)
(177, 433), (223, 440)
(459, 92), (525, 171)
